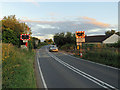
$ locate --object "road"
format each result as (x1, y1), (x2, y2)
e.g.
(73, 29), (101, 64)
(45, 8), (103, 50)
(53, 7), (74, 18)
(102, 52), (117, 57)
(36, 45), (119, 89)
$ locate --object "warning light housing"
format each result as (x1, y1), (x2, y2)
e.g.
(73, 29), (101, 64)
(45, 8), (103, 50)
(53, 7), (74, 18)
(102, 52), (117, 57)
(76, 31), (85, 38)
(20, 34), (30, 40)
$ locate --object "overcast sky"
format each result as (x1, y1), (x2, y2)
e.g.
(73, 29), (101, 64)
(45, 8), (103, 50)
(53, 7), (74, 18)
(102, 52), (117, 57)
(0, 1), (118, 41)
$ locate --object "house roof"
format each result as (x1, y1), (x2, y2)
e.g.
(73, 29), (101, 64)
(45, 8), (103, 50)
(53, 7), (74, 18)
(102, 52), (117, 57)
(85, 35), (111, 43)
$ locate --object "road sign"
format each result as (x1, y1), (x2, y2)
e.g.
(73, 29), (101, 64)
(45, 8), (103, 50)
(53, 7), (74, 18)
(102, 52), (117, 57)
(76, 31), (85, 38)
(76, 42), (82, 46)
(76, 38), (85, 43)
(76, 31), (85, 58)
(76, 31), (85, 43)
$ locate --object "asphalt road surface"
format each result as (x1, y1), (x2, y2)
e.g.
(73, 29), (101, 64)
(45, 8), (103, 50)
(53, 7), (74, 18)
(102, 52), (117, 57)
(36, 45), (119, 89)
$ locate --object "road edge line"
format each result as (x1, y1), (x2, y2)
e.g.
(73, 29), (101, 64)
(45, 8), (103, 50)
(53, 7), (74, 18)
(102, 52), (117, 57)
(62, 52), (120, 70)
(37, 53), (48, 89)
(48, 52), (118, 89)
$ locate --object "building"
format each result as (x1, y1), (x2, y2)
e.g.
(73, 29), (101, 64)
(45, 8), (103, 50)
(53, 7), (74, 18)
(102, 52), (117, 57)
(85, 34), (120, 44)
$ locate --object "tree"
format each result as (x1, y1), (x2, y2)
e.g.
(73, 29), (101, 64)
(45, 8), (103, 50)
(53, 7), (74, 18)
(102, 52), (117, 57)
(48, 39), (53, 44)
(105, 30), (115, 36)
(65, 32), (75, 44)
(116, 32), (120, 36)
(2, 28), (19, 45)
(53, 32), (76, 47)
(30, 37), (41, 49)
(2, 15), (32, 47)
(44, 39), (53, 44)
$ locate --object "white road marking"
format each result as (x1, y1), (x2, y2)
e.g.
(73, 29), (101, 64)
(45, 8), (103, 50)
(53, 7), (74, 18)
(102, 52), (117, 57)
(46, 48), (118, 90)
(37, 52), (48, 89)
(61, 52), (120, 70)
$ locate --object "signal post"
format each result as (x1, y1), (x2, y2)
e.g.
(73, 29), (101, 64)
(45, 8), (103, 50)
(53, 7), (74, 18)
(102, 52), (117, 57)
(20, 34), (30, 49)
(20, 27), (30, 49)
(75, 31), (85, 58)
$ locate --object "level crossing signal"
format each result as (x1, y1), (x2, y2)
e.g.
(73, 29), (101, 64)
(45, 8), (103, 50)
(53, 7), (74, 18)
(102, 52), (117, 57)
(20, 34), (30, 41)
(76, 31), (85, 38)
(20, 34), (30, 48)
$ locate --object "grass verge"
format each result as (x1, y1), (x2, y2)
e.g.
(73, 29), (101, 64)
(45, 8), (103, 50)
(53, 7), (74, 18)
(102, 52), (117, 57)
(73, 48), (119, 68)
(2, 43), (36, 88)
(59, 44), (119, 68)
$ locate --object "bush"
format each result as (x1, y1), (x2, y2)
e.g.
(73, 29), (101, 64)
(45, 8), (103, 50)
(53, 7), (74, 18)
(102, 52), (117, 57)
(60, 44), (75, 50)
(106, 40), (120, 48)
(2, 43), (36, 88)
(114, 40), (120, 47)
(2, 28), (20, 46)
(28, 40), (34, 50)
(83, 48), (119, 68)
(83, 44), (95, 49)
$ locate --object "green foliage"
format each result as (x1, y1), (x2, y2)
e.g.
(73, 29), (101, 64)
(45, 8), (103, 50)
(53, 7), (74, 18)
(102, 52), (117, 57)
(116, 32), (120, 36)
(54, 32), (75, 47)
(44, 39), (53, 44)
(106, 40), (120, 48)
(113, 40), (120, 47)
(0, 21), (2, 41)
(28, 37), (41, 49)
(2, 15), (32, 47)
(2, 15), (31, 35)
(65, 32), (75, 44)
(60, 44), (75, 50)
(2, 43), (36, 88)
(28, 40), (34, 50)
(83, 44), (95, 49)
(2, 28), (20, 46)
(83, 48), (119, 68)
(105, 30), (115, 36)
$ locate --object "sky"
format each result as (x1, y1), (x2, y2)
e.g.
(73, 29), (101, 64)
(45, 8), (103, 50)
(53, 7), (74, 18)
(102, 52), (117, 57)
(0, 1), (119, 41)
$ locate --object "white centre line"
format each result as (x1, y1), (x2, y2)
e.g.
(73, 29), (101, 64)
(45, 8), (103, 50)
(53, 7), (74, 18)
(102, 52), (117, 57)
(46, 48), (118, 90)
(61, 52), (120, 70)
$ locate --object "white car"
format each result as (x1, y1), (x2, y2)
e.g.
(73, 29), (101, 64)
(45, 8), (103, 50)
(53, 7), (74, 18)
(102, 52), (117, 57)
(49, 45), (58, 52)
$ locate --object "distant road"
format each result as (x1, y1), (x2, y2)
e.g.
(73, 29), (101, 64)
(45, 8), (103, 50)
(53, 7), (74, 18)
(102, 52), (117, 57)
(36, 45), (119, 89)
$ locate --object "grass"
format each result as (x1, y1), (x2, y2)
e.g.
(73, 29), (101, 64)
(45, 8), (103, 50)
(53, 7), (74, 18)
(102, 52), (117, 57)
(2, 43), (36, 88)
(73, 48), (120, 68)
(59, 43), (120, 68)
(82, 48), (119, 68)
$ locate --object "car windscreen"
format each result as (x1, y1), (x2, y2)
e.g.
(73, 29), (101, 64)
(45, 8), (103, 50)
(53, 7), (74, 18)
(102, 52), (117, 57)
(51, 46), (56, 48)
(50, 46), (57, 49)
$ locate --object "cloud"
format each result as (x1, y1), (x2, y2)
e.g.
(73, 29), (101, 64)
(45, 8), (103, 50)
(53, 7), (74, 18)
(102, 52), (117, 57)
(87, 29), (101, 33)
(36, 24), (58, 29)
(20, 19), (57, 23)
(82, 16), (110, 28)
(33, 34), (54, 41)
(20, 16), (117, 41)
(24, 0), (40, 7)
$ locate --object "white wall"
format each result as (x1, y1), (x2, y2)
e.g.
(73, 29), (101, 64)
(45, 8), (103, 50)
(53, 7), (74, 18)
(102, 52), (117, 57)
(103, 34), (120, 44)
